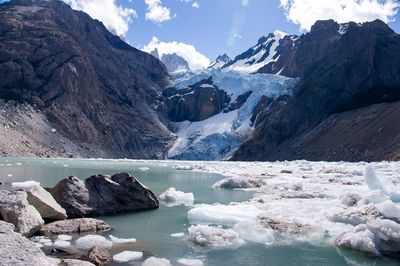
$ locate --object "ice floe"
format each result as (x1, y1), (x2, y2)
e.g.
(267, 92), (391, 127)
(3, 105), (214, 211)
(177, 258), (204, 266)
(75, 235), (112, 250)
(159, 187), (194, 207)
(113, 251), (143, 262)
(109, 235), (137, 244)
(188, 224), (245, 249)
(171, 232), (185, 238)
(212, 177), (266, 189)
(142, 257), (172, 266)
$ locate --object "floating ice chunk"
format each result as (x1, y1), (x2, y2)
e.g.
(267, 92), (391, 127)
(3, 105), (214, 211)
(233, 220), (275, 245)
(109, 235), (136, 244)
(113, 251), (143, 262)
(53, 240), (70, 249)
(334, 224), (379, 255)
(139, 167), (150, 171)
(367, 219), (400, 253)
(11, 180), (40, 188)
(159, 187), (194, 207)
(361, 190), (389, 205)
(327, 205), (381, 226)
(171, 232), (185, 238)
(142, 257), (172, 266)
(335, 219), (400, 255)
(75, 235), (112, 250)
(177, 258), (204, 266)
(364, 165), (387, 192)
(188, 225), (245, 248)
(173, 165), (193, 170)
(57, 235), (72, 241)
(339, 192), (361, 207)
(212, 177), (265, 189)
(188, 204), (261, 226)
(375, 200), (400, 220)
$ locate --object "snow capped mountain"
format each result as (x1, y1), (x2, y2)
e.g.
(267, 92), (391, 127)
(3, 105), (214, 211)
(221, 30), (290, 74)
(166, 69), (298, 160)
(208, 54), (231, 69)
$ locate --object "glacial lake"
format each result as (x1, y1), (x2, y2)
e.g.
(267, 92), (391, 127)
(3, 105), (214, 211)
(0, 157), (399, 266)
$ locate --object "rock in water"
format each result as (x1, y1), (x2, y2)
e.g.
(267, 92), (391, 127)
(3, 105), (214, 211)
(0, 221), (52, 266)
(0, 190), (44, 236)
(82, 246), (112, 265)
(23, 185), (67, 220)
(39, 218), (111, 236)
(47, 173), (159, 218)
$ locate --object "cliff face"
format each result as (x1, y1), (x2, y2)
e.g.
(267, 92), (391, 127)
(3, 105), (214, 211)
(233, 20), (400, 161)
(0, 0), (174, 158)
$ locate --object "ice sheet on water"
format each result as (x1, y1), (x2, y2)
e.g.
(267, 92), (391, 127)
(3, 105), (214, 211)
(233, 220), (275, 245)
(187, 203), (262, 226)
(159, 187), (194, 207)
(113, 251), (143, 262)
(188, 225), (245, 249)
(109, 235), (136, 244)
(75, 235), (112, 250)
(177, 258), (204, 266)
(142, 257), (172, 266)
(213, 177), (266, 189)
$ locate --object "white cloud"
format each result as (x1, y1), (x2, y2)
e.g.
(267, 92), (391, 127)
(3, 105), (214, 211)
(280, 0), (400, 31)
(63, 0), (137, 37)
(142, 36), (210, 71)
(192, 2), (200, 9)
(145, 0), (172, 23)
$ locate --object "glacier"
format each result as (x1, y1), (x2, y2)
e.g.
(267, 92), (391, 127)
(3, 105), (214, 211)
(167, 69), (298, 160)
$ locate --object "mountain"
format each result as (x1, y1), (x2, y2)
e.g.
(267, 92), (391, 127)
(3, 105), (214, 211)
(160, 53), (190, 73)
(0, 0), (174, 158)
(220, 30), (292, 74)
(232, 20), (400, 161)
(208, 54), (231, 69)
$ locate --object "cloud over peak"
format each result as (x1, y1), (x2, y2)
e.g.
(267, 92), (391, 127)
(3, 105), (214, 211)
(142, 36), (210, 71)
(280, 0), (400, 31)
(63, 0), (137, 37)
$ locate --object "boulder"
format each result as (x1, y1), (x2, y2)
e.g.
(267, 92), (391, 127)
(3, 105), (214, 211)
(0, 221), (52, 266)
(82, 246), (112, 265)
(59, 259), (95, 266)
(23, 185), (67, 220)
(0, 190), (44, 236)
(47, 173), (159, 218)
(39, 218), (111, 236)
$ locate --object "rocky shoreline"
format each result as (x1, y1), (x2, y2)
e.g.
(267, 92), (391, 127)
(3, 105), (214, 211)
(0, 172), (158, 266)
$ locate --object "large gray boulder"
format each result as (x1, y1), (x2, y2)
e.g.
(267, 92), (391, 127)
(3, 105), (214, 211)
(0, 190), (44, 236)
(39, 218), (111, 236)
(47, 173), (159, 218)
(0, 221), (53, 266)
(24, 185), (67, 220)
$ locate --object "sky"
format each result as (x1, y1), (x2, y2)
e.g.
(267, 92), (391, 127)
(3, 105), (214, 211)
(1, 0), (400, 68)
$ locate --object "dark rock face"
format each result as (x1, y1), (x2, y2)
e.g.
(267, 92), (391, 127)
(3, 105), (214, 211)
(0, 0), (174, 159)
(162, 77), (230, 122)
(224, 91), (252, 113)
(39, 218), (112, 236)
(233, 20), (400, 161)
(250, 95), (272, 126)
(47, 173), (159, 218)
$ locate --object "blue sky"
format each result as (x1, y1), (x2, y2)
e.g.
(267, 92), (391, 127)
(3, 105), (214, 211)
(127, 0), (300, 60)
(1, 0), (400, 62)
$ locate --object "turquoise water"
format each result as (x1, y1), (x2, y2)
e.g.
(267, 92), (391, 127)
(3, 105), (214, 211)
(0, 157), (399, 266)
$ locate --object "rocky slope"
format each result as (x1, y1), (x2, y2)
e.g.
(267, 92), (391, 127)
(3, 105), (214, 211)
(232, 20), (400, 162)
(0, 0), (174, 159)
